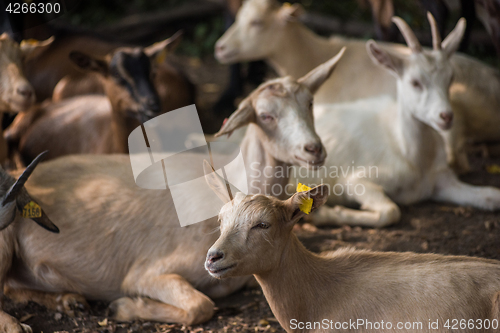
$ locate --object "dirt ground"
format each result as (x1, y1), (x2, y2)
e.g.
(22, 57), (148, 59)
(4, 55), (500, 333)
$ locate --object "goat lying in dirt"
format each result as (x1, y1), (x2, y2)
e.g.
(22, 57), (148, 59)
(204, 171), (500, 333)
(294, 15), (500, 228)
(0, 52), (344, 332)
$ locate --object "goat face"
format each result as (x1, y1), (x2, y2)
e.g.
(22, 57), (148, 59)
(215, 50), (346, 168)
(215, 0), (304, 64)
(69, 32), (183, 123)
(108, 47), (161, 122)
(0, 34), (48, 112)
(205, 192), (286, 278)
(367, 14), (465, 132)
(399, 51), (455, 131)
(204, 166), (329, 278)
(216, 78), (326, 168)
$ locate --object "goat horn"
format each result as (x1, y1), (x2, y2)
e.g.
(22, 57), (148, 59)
(427, 12), (442, 50)
(392, 16), (422, 53)
(3, 151), (47, 205)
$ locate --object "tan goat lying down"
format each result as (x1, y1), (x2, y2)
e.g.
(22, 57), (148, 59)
(0, 52), (344, 332)
(204, 172), (500, 333)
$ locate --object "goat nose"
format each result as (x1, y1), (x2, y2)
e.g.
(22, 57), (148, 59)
(304, 143), (322, 156)
(16, 86), (33, 99)
(207, 250), (224, 263)
(215, 43), (225, 53)
(439, 112), (453, 124)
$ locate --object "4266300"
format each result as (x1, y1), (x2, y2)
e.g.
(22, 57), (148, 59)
(5, 2), (61, 14)
(444, 319), (499, 330)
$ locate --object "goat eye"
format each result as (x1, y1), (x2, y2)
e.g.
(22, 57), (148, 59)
(259, 114), (274, 122)
(253, 222), (270, 229)
(411, 79), (423, 90)
(250, 20), (263, 27)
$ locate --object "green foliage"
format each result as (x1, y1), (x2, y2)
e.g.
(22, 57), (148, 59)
(178, 16), (225, 58)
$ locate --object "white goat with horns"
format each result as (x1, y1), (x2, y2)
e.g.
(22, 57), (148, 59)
(294, 14), (500, 227)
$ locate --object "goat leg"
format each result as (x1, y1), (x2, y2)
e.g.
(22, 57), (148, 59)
(433, 169), (500, 209)
(115, 273), (214, 325)
(311, 179), (401, 228)
(0, 231), (31, 332)
(4, 286), (88, 318)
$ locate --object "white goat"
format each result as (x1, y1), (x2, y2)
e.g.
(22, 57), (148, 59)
(0, 52), (343, 332)
(292, 15), (500, 228)
(204, 180), (500, 333)
(216, 0), (500, 172)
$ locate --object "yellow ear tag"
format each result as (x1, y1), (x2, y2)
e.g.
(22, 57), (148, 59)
(20, 39), (39, 46)
(486, 164), (500, 174)
(296, 183), (313, 214)
(23, 201), (42, 218)
(283, 2), (291, 7)
(156, 49), (167, 65)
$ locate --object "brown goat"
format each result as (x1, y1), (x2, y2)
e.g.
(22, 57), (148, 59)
(0, 34), (52, 164)
(6, 32), (194, 165)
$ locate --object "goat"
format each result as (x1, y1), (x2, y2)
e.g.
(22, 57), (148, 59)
(49, 31), (195, 111)
(204, 180), (500, 333)
(0, 53), (343, 331)
(21, 30), (194, 109)
(0, 33), (52, 164)
(5, 32), (193, 165)
(0, 152), (59, 333)
(215, 0), (500, 172)
(294, 15), (500, 228)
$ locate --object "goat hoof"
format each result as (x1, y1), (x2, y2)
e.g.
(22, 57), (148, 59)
(58, 293), (89, 317)
(108, 297), (136, 322)
(20, 323), (32, 333)
(0, 313), (32, 333)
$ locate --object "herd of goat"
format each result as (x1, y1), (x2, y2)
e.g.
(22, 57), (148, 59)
(1, 0), (500, 332)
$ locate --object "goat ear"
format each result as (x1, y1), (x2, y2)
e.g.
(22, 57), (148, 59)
(1, 151), (59, 233)
(15, 193), (59, 233)
(203, 160), (232, 204)
(214, 98), (255, 138)
(278, 3), (305, 22)
(285, 184), (329, 225)
(69, 51), (109, 76)
(298, 47), (345, 94)
(442, 18), (466, 58)
(20, 36), (54, 62)
(366, 40), (404, 77)
(144, 31), (183, 64)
